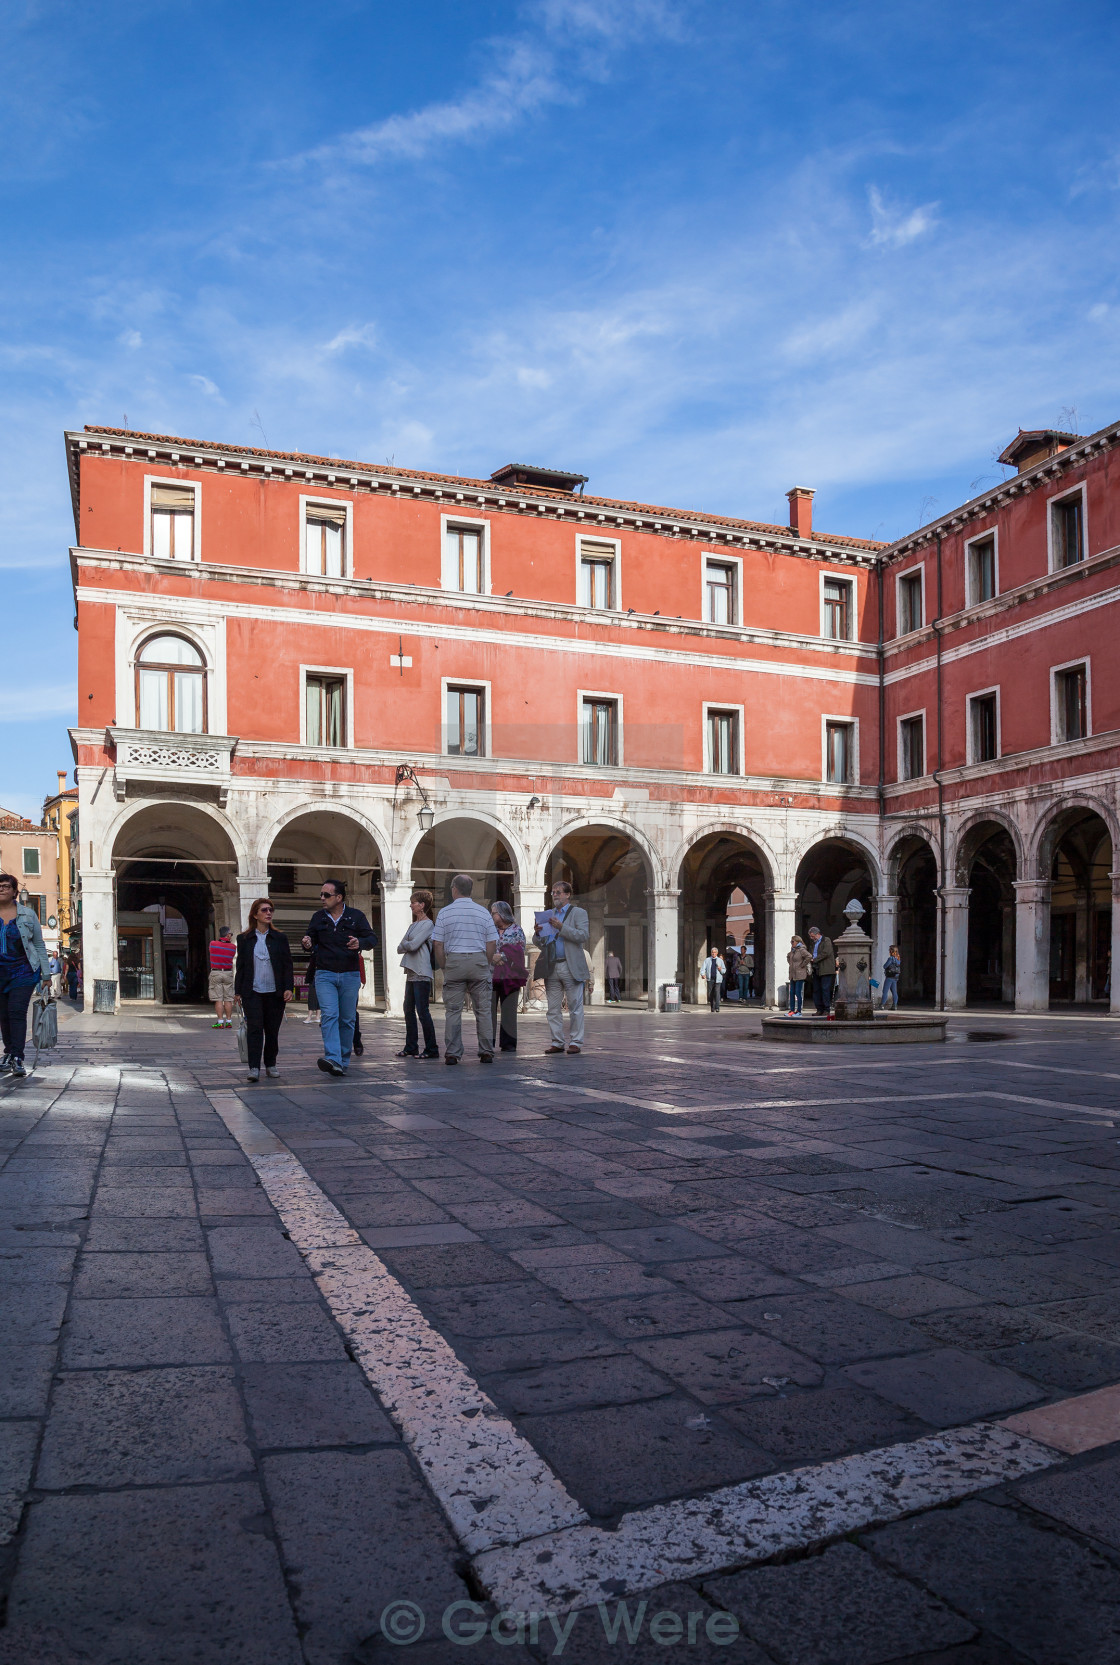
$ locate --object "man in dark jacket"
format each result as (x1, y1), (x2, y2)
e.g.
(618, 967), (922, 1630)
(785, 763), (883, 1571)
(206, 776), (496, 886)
(300, 878), (378, 1076)
(807, 926), (836, 1015)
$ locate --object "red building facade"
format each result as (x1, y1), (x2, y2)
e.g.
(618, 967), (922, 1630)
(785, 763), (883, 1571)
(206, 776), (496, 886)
(66, 419), (1120, 1014)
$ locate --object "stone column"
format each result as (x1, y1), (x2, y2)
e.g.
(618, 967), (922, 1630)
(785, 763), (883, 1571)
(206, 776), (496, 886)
(80, 870), (118, 1013)
(379, 879), (415, 1016)
(938, 887), (971, 1009)
(646, 888), (680, 1010)
(871, 892), (898, 1005)
(1014, 879), (1052, 1012)
(586, 898), (606, 1005)
(763, 889), (797, 1009)
(237, 869), (269, 931)
(520, 885), (547, 1002)
(1109, 872), (1120, 1016)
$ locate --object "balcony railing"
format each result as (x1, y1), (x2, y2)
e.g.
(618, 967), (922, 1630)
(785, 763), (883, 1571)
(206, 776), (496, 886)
(107, 728), (237, 805)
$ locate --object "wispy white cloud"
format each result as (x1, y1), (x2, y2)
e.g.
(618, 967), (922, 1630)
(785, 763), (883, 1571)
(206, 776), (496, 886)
(324, 323), (379, 353)
(187, 373), (223, 399)
(867, 184), (938, 247)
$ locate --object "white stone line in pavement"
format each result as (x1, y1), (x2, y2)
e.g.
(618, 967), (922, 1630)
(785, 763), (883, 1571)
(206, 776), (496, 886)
(209, 1093), (588, 1556)
(472, 1423), (1059, 1614)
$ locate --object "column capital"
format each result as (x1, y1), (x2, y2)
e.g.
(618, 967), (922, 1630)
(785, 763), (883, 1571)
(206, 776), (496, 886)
(645, 887), (681, 903)
(1013, 879), (1052, 902)
(937, 886), (971, 907)
(762, 888), (798, 905)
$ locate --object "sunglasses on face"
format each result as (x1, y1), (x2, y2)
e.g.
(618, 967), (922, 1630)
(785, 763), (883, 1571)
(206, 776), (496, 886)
(258, 907), (273, 915)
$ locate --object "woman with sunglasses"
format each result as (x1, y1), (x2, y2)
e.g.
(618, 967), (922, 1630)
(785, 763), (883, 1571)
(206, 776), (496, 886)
(0, 872), (50, 1078)
(235, 899), (294, 1082)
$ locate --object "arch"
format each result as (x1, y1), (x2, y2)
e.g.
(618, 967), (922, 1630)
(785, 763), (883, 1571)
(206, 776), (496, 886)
(952, 809), (1024, 887)
(535, 814), (665, 892)
(960, 819), (1019, 1004)
(260, 799), (390, 877)
(788, 823), (884, 891)
(890, 831), (939, 1003)
(136, 632), (205, 666)
(677, 827), (775, 1006)
(884, 823), (941, 892)
(398, 807), (527, 896)
(794, 835), (878, 945)
(102, 795), (250, 872)
(542, 820), (656, 1004)
(266, 808), (386, 1008)
(670, 820), (780, 894)
(410, 815), (523, 911)
(109, 800), (243, 1005)
(1028, 793), (1119, 879)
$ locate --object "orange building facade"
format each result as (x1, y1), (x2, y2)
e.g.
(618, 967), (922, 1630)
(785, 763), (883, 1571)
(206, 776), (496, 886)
(65, 420), (1120, 1014)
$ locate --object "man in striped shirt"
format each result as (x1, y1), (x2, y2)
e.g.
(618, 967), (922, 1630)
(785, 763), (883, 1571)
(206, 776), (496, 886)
(209, 926), (236, 1028)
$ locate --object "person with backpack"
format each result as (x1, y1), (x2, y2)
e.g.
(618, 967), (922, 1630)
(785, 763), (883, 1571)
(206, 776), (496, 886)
(490, 901), (528, 1051)
(881, 945), (901, 1010)
(0, 872), (50, 1079)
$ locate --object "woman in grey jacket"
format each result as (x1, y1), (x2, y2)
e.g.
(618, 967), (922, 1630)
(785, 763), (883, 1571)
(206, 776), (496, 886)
(397, 889), (439, 1059)
(0, 872), (51, 1078)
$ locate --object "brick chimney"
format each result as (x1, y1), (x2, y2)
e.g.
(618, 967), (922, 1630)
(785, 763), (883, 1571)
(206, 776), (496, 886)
(57, 770), (67, 794)
(787, 487), (815, 539)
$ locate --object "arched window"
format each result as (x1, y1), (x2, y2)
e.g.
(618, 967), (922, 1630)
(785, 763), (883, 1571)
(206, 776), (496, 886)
(135, 635), (207, 733)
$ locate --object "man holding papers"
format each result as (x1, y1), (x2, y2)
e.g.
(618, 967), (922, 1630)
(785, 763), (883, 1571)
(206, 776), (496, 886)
(532, 880), (590, 1055)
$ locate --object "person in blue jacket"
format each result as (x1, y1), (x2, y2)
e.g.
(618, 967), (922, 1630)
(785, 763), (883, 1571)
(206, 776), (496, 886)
(0, 872), (51, 1079)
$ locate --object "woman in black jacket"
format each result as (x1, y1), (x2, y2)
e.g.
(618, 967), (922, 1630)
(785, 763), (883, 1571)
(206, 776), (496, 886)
(235, 899), (295, 1081)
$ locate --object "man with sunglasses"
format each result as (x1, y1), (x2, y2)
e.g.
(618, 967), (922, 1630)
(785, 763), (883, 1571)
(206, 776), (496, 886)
(301, 878), (378, 1077)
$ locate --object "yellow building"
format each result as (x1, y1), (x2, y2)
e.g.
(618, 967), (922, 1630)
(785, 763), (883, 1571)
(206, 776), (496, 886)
(42, 770), (79, 952)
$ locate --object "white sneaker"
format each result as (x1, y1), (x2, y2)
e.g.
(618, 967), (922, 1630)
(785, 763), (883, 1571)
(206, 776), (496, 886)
(266, 1067), (280, 1078)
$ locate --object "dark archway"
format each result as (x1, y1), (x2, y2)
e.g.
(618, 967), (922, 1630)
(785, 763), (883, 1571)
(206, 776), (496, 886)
(795, 840), (875, 945)
(678, 833), (772, 1005)
(111, 803), (241, 1005)
(1043, 809), (1112, 1003)
(545, 826), (651, 1001)
(411, 818), (517, 912)
(268, 811), (384, 1006)
(894, 837), (938, 1004)
(964, 825), (1017, 1003)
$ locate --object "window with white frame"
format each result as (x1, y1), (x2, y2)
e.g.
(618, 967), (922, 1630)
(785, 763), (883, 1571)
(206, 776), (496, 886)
(969, 690), (999, 763)
(707, 708), (740, 774)
(899, 713), (925, 780)
(824, 719), (855, 783)
(578, 539), (617, 609)
(705, 560), (737, 626)
(897, 570), (923, 634)
(581, 697), (619, 766)
(446, 685), (485, 756)
(967, 533), (997, 604)
(303, 502), (347, 578)
(150, 483), (195, 560)
(305, 674), (346, 748)
(1054, 662), (1088, 742)
(445, 524), (484, 594)
(822, 576), (854, 640)
(22, 847), (40, 876)
(135, 634), (207, 733)
(1051, 490), (1085, 570)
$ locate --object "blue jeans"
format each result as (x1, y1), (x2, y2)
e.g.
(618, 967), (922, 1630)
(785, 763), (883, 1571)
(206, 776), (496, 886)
(316, 969), (360, 1068)
(788, 979), (804, 1014)
(881, 977), (899, 1010)
(738, 972), (750, 1002)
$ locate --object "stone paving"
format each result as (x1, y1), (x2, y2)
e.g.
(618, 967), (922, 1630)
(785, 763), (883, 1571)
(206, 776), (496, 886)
(3, 1001), (1120, 1661)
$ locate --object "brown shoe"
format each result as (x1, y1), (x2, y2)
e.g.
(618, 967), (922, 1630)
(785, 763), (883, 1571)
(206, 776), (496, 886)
(544, 1045), (565, 1054)
(566, 1045), (581, 1054)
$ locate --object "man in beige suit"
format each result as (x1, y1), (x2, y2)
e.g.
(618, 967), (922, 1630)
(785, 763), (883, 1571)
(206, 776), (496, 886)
(533, 880), (590, 1054)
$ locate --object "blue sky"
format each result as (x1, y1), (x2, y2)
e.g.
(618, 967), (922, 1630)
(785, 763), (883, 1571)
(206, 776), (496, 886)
(2, 0), (1119, 814)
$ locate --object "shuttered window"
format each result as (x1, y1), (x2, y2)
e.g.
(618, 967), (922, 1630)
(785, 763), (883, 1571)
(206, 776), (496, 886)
(150, 484), (195, 561)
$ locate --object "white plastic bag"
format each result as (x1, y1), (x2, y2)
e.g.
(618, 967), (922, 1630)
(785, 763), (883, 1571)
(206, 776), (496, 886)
(235, 1009), (249, 1065)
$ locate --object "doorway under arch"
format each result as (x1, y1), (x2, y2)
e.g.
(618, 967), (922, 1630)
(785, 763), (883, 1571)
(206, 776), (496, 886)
(410, 818), (518, 913)
(112, 802), (240, 1004)
(893, 836), (938, 1004)
(544, 825), (651, 1001)
(962, 823), (1017, 1004)
(267, 811), (384, 1006)
(795, 839), (875, 944)
(678, 832), (772, 1005)
(1042, 808), (1113, 1003)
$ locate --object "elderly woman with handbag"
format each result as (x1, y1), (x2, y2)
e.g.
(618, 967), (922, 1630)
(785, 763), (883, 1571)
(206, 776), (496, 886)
(490, 901), (528, 1052)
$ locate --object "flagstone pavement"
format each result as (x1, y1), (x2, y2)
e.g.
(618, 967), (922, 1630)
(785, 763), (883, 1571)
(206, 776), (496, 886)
(3, 999), (1120, 1663)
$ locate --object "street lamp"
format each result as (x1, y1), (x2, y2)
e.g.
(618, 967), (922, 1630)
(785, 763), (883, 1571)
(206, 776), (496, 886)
(394, 764), (435, 832)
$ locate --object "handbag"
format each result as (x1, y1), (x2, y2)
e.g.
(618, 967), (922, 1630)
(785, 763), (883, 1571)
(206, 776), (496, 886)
(235, 1008), (249, 1065)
